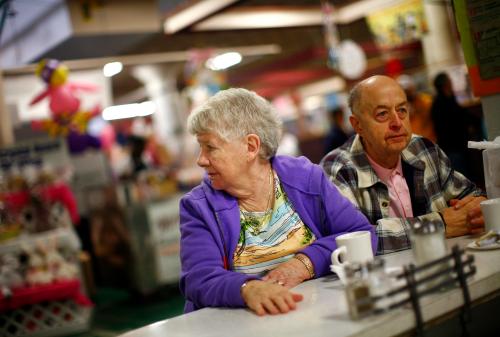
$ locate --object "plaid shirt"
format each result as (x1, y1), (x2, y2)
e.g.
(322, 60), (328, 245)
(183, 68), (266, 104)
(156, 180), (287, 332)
(320, 134), (482, 254)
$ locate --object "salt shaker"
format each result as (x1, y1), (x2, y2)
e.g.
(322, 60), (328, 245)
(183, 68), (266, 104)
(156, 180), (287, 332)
(344, 263), (372, 319)
(410, 219), (449, 290)
(366, 258), (391, 312)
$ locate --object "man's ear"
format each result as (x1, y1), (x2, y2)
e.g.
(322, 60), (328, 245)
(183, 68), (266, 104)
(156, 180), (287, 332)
(246, 134), (261, 161)
(349, 115), (362, 135)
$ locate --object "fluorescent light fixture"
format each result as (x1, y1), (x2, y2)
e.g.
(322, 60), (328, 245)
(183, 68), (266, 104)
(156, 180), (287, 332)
(205, 52), (242, 71)
(102, 101), (156, 121)
(103, 61), (123, 77)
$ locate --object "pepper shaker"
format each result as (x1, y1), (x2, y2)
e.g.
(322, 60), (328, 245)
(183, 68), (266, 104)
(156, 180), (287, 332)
(344, 263), (372, 319)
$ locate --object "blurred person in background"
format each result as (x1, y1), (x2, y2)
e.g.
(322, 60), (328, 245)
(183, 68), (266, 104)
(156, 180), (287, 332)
(127, 135), (148, 176)
(431, 72), (469, 175)
(397, 74), (435, 142)
(180, 88), (375, 316)
(90, 186), (132, 288)
(321, 75), (485, 254)
(323, 107), (352, 155)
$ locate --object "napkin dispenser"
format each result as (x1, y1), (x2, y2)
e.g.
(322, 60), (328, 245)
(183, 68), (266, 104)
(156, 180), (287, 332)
(469, 137), (500, 199)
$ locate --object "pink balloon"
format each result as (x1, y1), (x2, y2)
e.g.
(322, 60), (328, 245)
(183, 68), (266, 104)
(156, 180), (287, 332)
(49, 85), (81, 115)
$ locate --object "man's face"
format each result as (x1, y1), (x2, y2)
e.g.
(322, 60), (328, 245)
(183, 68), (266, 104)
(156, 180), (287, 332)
(350, 78), (412, 166)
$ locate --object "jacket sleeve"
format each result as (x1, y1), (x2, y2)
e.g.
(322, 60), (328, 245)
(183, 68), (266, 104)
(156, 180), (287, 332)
(300, 167), (377, 278)
(179, 195), (256, 310)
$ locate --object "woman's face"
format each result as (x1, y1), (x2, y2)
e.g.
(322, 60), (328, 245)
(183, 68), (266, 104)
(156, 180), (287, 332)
(196, 132), (248, 191)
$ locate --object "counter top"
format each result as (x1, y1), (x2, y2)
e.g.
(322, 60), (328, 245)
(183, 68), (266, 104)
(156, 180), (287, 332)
(119, 236), (500, 337)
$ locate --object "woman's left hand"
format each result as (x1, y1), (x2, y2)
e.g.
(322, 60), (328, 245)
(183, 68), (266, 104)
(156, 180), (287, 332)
(262, 256), (311, 288)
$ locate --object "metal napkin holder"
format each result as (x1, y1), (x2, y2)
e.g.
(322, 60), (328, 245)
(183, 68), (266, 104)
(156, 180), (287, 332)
(354, 245), (476, 336)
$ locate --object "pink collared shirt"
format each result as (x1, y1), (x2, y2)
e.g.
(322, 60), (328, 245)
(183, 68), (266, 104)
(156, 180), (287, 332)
(366, 155), (414, 218)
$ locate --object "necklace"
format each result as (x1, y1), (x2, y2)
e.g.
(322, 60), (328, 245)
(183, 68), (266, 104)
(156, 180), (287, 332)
(239, 167), (274, 236)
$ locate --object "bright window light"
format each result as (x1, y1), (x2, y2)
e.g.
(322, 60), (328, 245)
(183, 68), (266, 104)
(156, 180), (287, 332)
(205, 52), (242, 71)
(102, 101), (156, 121)
(103, 61), (123, 77)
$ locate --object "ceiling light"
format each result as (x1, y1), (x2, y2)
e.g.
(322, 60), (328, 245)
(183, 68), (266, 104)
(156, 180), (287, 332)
(102, 101), (156, 121)
(103, 61), (123, 77)
(205, 52), (242, 71)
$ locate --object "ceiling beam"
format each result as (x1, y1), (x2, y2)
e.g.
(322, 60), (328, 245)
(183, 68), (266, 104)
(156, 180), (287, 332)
(3, 44), (281, 75)
(192, 0), (410, 31)
(194, 6), (322, 31)
(68, 0), (160, 35)
(163, 0), (240, 34)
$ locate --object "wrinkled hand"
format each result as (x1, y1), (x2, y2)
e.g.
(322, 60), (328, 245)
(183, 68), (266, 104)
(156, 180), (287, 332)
(444, 196), (486, 237)
(450, 196), (486, 226)
(261, 256), (311, 289)
(241, 280), (303, 316)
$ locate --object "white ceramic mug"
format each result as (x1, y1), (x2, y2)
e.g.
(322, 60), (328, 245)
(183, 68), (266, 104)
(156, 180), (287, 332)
(480, 198), (500, 232)
(331, 231), (374, 267)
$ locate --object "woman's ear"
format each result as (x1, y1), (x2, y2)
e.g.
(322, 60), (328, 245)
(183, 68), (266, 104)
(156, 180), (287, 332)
(246, 134), (261, 161)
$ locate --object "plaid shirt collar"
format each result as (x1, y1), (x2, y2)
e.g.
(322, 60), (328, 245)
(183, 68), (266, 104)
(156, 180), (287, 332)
(349, 135), (425, 189)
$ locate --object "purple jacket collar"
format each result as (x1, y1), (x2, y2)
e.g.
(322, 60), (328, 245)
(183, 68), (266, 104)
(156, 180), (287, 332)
(200, 155), (320, 208)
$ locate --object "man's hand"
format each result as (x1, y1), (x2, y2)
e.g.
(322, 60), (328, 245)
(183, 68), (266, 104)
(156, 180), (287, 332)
(450, 196), (486, 226)
(443, 196), (486, 237)
(241, 280), (303, 316)
(262, 256), (311, 289)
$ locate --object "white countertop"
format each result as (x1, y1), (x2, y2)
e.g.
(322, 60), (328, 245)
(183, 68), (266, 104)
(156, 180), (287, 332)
(119, 236), (500, 337)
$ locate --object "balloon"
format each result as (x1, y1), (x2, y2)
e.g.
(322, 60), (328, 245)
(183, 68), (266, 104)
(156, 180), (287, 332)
(66, 131), (101, 154)
(29, 59), (104, 153)
(88, 117), (115, 152)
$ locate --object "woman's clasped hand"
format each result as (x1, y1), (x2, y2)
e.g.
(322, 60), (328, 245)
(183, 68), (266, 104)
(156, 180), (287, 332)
(241, 280), (303, 316)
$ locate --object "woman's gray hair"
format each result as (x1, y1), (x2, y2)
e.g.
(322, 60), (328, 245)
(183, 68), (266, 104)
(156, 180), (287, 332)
(187, 88), (283, 159)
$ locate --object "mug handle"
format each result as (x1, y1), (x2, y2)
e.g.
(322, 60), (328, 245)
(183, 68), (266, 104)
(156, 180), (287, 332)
(331, 246), (347, 266)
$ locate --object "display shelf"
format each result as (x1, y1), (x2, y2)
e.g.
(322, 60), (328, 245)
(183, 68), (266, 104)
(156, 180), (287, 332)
(0, 227), (92, 336)
(0, 298), (92, 337)
(0, 227), (81, 255)
(0, 279), (92, 312)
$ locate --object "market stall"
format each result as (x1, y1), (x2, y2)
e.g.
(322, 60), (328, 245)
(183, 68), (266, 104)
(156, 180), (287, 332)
(0, 138), (93, 337)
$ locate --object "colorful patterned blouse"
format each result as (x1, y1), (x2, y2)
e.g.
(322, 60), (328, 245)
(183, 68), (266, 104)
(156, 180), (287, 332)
(233, 171), (316, 275)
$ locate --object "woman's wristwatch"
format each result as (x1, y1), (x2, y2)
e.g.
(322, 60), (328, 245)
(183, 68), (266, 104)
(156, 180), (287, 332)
(294, 254), (315, 279)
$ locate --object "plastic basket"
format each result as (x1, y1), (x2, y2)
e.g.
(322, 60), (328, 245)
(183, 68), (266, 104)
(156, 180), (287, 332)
(0, 299), (92, 337)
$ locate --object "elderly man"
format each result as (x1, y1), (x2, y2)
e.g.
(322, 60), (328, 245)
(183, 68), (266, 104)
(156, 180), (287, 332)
(320, 75), (485, 254)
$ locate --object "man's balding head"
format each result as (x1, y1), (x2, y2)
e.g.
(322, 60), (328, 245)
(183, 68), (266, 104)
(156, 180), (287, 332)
(348, 75), (405, 116)
(347, 75), (411, 168)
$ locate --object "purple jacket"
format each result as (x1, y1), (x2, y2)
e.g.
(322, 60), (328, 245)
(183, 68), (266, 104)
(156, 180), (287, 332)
(179, 155), (376, 312)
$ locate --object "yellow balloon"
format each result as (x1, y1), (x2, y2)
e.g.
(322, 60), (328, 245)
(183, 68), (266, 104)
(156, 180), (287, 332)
(35, 59), (69, 86)
(51, 64), (69, 86)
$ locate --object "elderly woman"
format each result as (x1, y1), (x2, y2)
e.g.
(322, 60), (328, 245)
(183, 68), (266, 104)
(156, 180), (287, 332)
(180, 88), (376, 316)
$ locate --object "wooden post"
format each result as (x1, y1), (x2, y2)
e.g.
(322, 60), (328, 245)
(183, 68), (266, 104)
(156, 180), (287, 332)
(0, 70), (14, 146)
